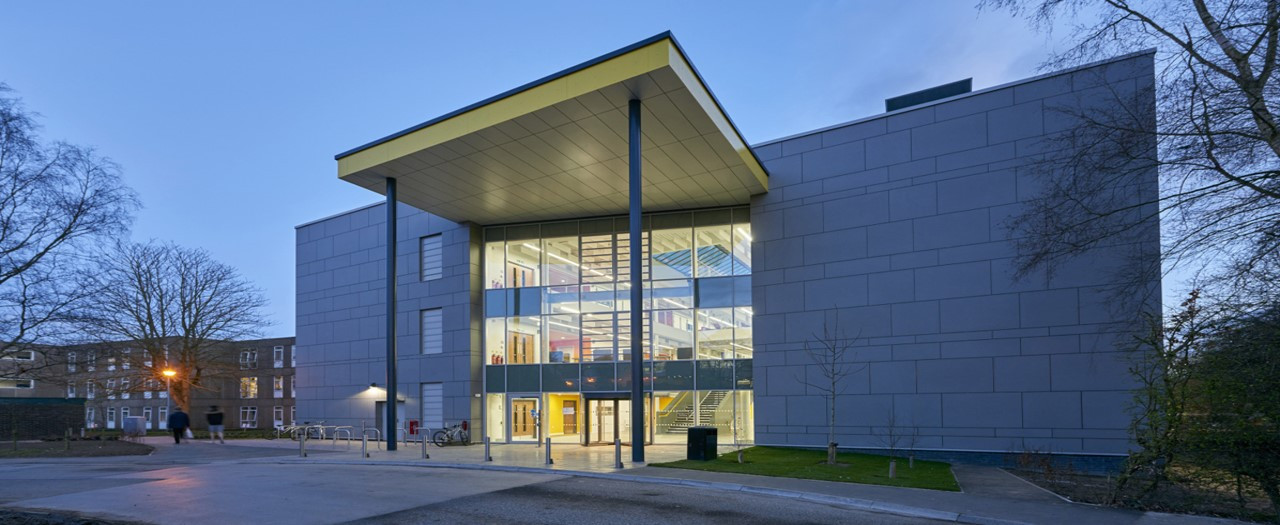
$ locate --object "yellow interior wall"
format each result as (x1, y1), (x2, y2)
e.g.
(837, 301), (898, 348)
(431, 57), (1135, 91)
(545, 394), (580, 435)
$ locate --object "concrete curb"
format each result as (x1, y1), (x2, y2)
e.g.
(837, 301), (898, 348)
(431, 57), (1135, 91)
(250, 457), (1030, 524)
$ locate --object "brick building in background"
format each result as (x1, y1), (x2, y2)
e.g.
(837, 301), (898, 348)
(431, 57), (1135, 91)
(46, 337), (297, 432)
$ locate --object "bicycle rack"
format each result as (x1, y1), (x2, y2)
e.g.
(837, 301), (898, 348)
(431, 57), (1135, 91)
(331, 426), (354, 449)
(361, 428), (383, 451)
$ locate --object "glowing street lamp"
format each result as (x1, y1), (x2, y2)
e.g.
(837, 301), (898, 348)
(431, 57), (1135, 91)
(162, 369), (176, 415)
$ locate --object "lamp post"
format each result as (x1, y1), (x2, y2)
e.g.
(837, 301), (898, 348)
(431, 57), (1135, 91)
(162, 369), (176, 416)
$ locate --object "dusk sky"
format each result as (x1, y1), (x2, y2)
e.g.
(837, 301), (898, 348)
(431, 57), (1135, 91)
(0, 2), (1081, 336)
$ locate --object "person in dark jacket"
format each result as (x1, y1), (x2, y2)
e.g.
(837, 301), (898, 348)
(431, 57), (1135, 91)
(206, 405), (225, 444)
(168, 408), (190, 445)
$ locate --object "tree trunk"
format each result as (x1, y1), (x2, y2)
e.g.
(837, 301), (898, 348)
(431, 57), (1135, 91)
(827, 442), (838, 465)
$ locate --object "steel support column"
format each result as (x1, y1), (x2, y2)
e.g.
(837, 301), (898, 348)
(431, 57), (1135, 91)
(628, 99), (644, 463)
(385, 177), (399, 451)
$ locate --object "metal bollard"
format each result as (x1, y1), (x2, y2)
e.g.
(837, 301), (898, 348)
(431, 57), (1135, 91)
(614, 438), (623, 469)
(484, 436), (492, 462)
(421, 433), (429, 459)
(362, 435), (369, 458)
(300, 431), (307, 458)
(545, 437), (553, 465)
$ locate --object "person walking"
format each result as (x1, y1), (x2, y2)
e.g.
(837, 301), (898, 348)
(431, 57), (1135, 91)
(168, 407), (190, 445)
(206, 405), (225, 444)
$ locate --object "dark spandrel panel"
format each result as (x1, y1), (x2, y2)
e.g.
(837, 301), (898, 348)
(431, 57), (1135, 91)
(616, 362), (654, 392)
(484, 227), (505, 242)
(485, 366), (505, 392)
(542, 364), (580, 392)
(579, 218), (614, 236)
(653, 360), (694, 391)
(696, 277), (734, 308)
(696, 360), (734, 390)
(733, 207), (751, 224)
(484, 289), (507, 318)
(693, 208), (733, 227)
(540, 221), (578, 238)
(614, 216), (651, 233)
(733, 276), (752, 306)
(506, 364), (540, 392)
(581, 363), (615, 391)
(512, 287), (542, 316)
(734, 359), (753, 390)
(506, 224), (541, 241)
(651, 212), (692, 229)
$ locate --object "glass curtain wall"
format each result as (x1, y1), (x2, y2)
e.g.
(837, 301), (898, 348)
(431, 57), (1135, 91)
(483, 208), (753, 444)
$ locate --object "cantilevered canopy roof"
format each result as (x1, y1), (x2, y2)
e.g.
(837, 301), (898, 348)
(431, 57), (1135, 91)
(335, 31), (768, 225)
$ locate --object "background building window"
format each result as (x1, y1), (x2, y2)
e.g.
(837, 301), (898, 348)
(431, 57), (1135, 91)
(421, 308), (443, 354)
(0, 378), (34, 389)
(290, 345), (296, 367)
(273, 346), (284, 368)
(67, 382), (75, 398)
(3, 350), (35, 361)
(239, 350), (257, 369)
(106, 379), (116, 399)
(107, 408), (116, 429)
(143, 407), (153, 429)
(67, 352), (77, 372)
(240, 377), (258, 399)
(421, 234), (443, 281)
(273, 376), (284, 398)
(86, 407), (95, 428)
(239, 406), (258, 428)
(273, 406), (284, 428)
(86, 381), (95, 399)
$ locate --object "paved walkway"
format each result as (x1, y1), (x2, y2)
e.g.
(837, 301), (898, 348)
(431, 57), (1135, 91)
(240, 438), (1242, 524)
(2, 438), (1246, 524)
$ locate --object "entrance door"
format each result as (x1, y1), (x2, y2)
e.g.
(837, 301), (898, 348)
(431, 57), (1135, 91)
(507, 263), (535, 288)
(563, 401), (578, 434)
(583, 395), (653, 446)
(511, 398), (538, 440)
(588, 399), (617, 444)
(508, 332), (535, 364)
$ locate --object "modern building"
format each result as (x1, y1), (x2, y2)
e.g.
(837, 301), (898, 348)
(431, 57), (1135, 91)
(296, 32), (1158, 461)
(51, 337), (298, 431)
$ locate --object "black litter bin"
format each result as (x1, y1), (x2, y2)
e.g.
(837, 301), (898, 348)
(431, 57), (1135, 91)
(686, 426), (718, 461)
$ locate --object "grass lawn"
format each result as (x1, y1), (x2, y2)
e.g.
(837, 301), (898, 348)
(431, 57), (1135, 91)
(651, 446), (960, 491)
(0, 440), (153, 458)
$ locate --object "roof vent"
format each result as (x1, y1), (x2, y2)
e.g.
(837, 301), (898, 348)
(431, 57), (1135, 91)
(885, 79), (972, 112)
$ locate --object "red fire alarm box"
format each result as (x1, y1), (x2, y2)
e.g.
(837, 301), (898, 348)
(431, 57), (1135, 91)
(408, 419), (420, 435)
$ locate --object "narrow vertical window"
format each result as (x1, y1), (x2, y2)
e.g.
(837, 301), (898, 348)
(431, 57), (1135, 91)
(421, 308), (444, 354)
(421, 234), (443, 281)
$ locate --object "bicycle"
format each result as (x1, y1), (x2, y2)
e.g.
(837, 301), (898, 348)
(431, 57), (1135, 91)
(432, 421), (470, 447)
(265, 421), (325, 441)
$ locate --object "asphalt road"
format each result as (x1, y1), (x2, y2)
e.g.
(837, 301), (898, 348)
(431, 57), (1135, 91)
(348, 476), (943, 525)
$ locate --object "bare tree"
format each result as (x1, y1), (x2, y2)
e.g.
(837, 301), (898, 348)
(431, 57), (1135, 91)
(798, 317), (866, 465)
(0, 84), (137, 369)
(80, 242), (268, 411)
(982, 0), (1280, 308)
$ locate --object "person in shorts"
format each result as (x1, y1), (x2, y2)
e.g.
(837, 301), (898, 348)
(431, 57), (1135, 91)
(206, 405), (225, 444)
